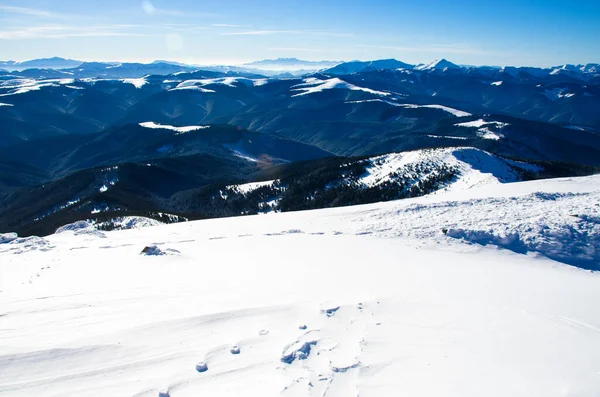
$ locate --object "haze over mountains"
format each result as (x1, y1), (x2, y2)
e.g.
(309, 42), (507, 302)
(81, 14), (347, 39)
(0, 55), (599, 236)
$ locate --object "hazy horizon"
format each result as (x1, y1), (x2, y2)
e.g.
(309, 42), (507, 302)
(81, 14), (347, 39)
(1, 0), (599, 68)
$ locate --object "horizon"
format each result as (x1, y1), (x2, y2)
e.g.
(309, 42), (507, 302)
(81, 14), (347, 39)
(1, 0), (599, 68)
(2, 55), (599, 70)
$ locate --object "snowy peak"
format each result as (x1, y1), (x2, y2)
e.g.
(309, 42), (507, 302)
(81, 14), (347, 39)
(416, 58), (462, 72)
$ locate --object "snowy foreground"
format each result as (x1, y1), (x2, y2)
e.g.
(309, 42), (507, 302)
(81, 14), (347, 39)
(1, 175), (600, 397)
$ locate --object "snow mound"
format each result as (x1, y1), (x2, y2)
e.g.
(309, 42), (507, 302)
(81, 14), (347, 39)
(0, 232), (18, 244)
(55, 221), (93, 233)
(0, 235), (53, 254)
(97, 216), (162, 231)
(141, 245), (180, 256)
(291, 77), (390, 97)
(139, 121), (209, 134)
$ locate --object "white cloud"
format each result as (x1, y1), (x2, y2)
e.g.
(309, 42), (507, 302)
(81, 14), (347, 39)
(140, 2), (218, 18)
(221, 30), (352, 38)
(0, 25), (147, 40)
(0, 5), (63, 18)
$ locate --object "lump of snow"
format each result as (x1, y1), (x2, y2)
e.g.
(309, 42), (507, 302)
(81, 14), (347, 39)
(140, 245), (180, 256)
(0, 232), (18, 244)
(195, 361), (208, 373)
(158, 389), (170, 397)
(56, 221), (93, 234)
(139, 121), (209, 134)
(281, 341), (317, 364)
(491, 81), (503, 86)
(99, 185), (108, 193)
(230, 345), (241, 354)
(0, 102), (14, 107)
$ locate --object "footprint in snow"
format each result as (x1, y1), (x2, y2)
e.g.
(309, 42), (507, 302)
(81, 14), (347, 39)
(230, 345), (241, 354)
(158, 389), (170, 397)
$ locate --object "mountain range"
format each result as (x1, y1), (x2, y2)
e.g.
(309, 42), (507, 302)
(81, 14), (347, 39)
(0, 56), (599, 236)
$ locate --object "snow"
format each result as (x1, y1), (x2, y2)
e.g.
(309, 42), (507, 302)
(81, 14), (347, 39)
(398, 103), (472, 117)
(122, 78), (148, 89)
(426, 134), (468, 140)
(173, 77), (256, 91)
(456, 119), (509, 129)
(455, 120), (508, 140)
(476, 128), (504, 140)
(291, 78), (390, 97)
(0, 78), (77, 96)
(1, 174), (600, 396)
(139, 121), (210, 134)
(415, 59), (461, 71)
(253, 79), (270, 87)
(358, 147), (539, 190)
(231, 150), (259, 163)
(169, 85), (216, 93)
(543, 87), (575, 101)
(0, 102), (13, 106)
(228, 180), (276, 194)
(491, 81), (503, 86)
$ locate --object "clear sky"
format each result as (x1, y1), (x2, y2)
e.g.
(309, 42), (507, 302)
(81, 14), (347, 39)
(1, 0), (599, 67)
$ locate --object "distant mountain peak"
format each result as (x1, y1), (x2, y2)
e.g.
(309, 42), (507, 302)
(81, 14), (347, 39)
(242, 58), (340, 72)
(416, 58), (461, 71)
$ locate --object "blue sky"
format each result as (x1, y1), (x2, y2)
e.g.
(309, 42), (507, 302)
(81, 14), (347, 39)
(1, 0), (599, 66)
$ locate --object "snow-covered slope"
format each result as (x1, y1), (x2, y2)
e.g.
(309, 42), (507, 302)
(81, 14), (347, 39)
(290, 78), (390, 97)
(1, 174), (600, 396)
(358, 147), (540, 191)
(415, 58), (462, 72)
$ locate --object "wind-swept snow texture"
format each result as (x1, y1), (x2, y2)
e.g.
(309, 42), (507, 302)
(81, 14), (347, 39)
(1, 175), (600, 397)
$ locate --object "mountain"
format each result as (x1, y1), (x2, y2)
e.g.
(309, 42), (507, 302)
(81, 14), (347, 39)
(1, 145), (596, 238)
(322, 59), (413, 75)
(0, 57), (83, 71)
(415, 58), (462, 71)
(243, 58), (340, 71)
